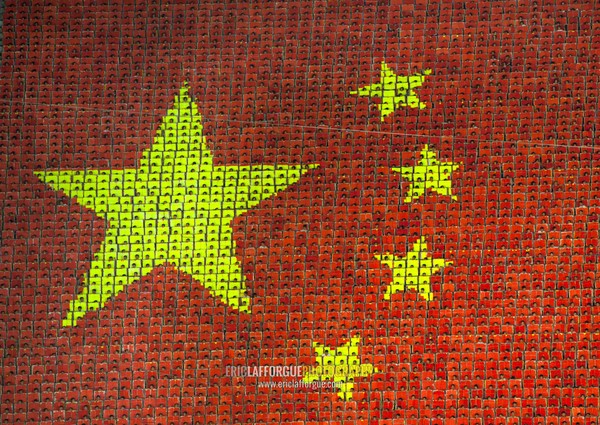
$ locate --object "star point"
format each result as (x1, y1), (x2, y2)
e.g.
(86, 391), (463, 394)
(303, 335), (378, 400)
(392, 144), (460, 203)
(36, 85), (318, 326)
(351, 61), (432, 121)
(374, 236), (451, 302)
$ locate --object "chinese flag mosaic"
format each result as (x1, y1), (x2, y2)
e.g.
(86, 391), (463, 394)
(1, 1), (600, 424)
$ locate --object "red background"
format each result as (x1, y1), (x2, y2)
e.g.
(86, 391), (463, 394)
(1, 0), (600, 423)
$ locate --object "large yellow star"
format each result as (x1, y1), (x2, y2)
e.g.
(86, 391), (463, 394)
(374, 237), (451, 302)
(303, 335), (378, 400)
(350, 61), (432, 121)
(393, 144), (460, 203)
(35, 85), (318, 326)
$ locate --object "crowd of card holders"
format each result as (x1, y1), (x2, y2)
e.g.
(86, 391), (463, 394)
(2, 0), (600, 423)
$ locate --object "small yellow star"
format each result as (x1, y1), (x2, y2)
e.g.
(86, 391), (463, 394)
(374, 237), (451, 302)
(393, 144), (460, 203)
(350, 61), (432, 121)
(303, 335), (378, 400)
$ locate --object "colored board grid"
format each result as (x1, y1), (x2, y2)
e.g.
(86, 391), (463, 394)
(0, 0), (5, 67)
(1, 1), (600, 424)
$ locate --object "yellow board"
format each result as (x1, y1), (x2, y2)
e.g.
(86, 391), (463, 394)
(36, 84), (318, 326)
(375, 236), (451, 302)
(392, 144), (460, 203)
(351, 61), (432, 120)
(303, 335), (378, 400)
